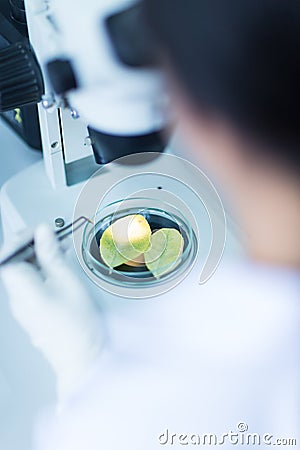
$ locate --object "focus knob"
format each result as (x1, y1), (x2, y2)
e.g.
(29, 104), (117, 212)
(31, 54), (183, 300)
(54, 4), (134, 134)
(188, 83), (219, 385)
(0, 42), (44, 112)
(10, 0), (26, 25)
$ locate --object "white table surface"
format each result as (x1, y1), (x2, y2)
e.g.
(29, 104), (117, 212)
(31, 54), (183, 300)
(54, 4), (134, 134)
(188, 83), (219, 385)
(0, 118), (55, 450)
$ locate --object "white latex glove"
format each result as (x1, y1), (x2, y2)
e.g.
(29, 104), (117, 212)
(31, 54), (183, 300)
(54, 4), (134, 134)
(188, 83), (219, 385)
(0, 224), (103, 405)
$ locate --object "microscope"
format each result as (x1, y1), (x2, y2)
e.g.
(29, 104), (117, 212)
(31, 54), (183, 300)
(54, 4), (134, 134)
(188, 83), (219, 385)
(0, 0), (168, 231)
(0, 0), (166, 184)
(0, 0), (239, 298)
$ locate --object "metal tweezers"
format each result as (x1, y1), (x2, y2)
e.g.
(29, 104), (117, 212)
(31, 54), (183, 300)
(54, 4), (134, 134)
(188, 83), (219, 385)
(0, 216), (92, 268)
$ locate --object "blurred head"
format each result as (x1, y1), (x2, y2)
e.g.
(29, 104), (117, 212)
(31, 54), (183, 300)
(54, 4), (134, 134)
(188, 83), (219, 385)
(144, 0), (300, 181)
(144, 0), (300, 265)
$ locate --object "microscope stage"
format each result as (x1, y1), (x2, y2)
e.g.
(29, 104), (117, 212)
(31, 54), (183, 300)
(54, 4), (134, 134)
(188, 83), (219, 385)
(0, 154), (242, 302)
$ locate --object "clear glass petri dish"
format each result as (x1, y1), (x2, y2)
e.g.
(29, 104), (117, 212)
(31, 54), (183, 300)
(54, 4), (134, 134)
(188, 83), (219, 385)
(82, 198), (198, 288)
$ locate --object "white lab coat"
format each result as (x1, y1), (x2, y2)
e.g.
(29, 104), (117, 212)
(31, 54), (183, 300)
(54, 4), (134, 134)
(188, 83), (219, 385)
(34, 260), (300, 450)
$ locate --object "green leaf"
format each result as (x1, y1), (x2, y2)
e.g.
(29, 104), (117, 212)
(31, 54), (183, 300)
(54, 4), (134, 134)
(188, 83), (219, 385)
(144, 228), (184, 279)
(99, 214), (151, 269)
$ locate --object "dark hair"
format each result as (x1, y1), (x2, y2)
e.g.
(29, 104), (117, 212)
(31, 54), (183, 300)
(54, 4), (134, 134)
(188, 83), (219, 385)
(144, 0), (300, 169)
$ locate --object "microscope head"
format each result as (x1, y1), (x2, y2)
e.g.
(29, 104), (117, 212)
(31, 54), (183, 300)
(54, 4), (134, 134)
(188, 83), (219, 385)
(43, 0), (167, 164)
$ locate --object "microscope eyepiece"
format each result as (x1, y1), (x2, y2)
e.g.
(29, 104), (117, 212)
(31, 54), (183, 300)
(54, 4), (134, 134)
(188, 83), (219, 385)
(106, 3), (158, 68)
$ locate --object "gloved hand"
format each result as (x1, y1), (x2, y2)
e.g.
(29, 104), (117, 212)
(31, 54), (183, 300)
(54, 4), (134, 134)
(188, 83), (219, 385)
(0, 224), (103, 405)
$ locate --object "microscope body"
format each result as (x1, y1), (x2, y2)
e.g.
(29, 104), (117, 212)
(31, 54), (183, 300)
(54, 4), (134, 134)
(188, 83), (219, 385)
(1, 0), (166, 188)
(0, 0), (240, 280)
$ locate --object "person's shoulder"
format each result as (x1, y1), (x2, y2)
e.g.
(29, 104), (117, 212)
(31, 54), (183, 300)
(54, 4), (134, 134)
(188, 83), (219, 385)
(182, 258), (300, 363)
(204, 258), (299, 305)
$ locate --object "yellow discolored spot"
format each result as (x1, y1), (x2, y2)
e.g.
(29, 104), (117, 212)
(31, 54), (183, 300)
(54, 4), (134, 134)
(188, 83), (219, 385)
(14, 108), (22, 124)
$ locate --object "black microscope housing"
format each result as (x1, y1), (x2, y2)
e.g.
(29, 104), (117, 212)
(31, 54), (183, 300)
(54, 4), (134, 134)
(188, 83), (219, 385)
(0, 0), (44, 150)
